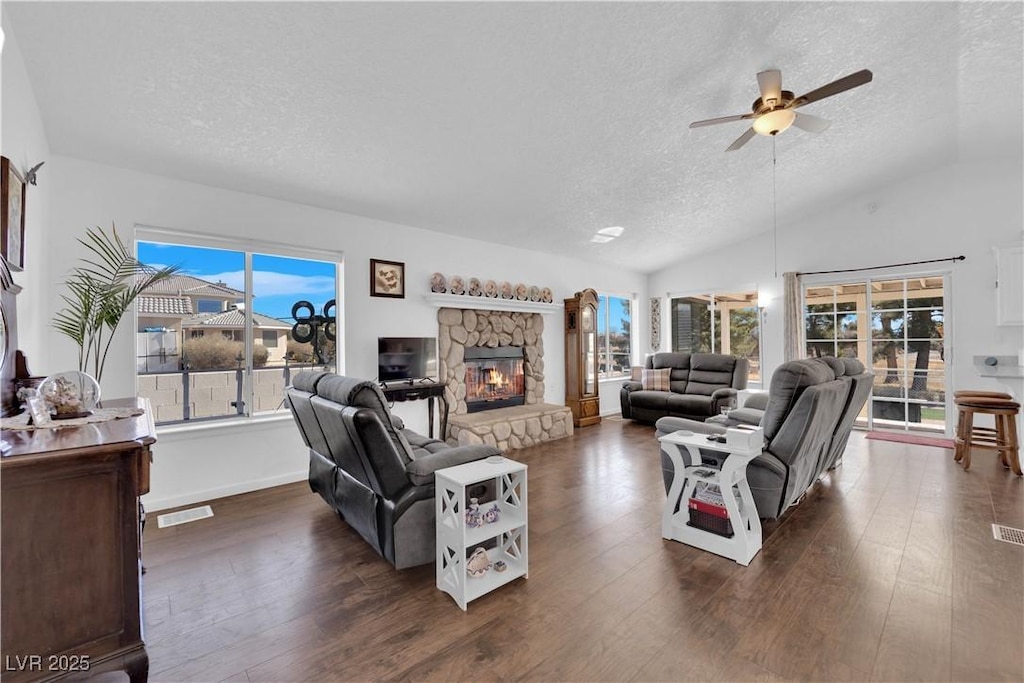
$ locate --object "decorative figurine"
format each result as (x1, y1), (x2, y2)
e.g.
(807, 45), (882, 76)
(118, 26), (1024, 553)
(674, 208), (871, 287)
(465, 498), (483, 528)
(500, 281), (513, 299)
(450, 276), (465, 295)
(468, 277), (482, 296)
(483, 503), (500, 524)
(484, 280), (498, 298)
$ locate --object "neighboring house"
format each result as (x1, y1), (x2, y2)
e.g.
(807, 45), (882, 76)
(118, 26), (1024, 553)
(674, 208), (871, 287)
(183, 309), (293, 364)
(137, 273), (244, 332)
(136, 274), (291, 370)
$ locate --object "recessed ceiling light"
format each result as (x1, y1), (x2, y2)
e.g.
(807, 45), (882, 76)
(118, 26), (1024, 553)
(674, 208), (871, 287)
(590, 234), (615, 244)
(597, 226), (625, 237)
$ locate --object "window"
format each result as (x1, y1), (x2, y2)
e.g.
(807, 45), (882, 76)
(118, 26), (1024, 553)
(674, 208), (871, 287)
(136, 232), (340, 425)
(670, 291), (761, 384)
(804, 276), (947, 433)
(597, 294), (632, 379)
(196, 298), (224, 313)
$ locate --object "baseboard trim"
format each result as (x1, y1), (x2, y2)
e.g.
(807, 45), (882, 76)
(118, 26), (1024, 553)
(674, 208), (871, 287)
(142, 470), (308, 512)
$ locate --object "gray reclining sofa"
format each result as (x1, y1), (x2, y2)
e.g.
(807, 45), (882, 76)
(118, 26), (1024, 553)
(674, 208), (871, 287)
(286, 371), (499, 568)
(620, 352), (749, 423)
(655, 357), (872, 519)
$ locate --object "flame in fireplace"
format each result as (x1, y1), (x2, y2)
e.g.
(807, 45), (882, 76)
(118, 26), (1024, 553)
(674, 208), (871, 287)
(486, 368), (507, 387)
(464, 356), (525, 409)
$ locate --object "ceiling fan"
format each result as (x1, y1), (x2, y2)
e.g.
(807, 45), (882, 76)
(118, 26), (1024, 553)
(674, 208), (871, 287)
(690, 69), (873, 151)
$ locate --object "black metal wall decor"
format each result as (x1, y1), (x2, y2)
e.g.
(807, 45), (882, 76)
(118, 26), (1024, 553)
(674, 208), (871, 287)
(291, 299), (336, 364)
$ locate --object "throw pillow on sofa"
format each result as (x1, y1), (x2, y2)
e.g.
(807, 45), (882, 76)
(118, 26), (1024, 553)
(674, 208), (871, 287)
(642, 368), (672, 391)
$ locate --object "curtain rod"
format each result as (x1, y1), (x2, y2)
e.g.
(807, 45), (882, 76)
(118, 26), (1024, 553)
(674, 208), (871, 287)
(797, 255), (965, 277)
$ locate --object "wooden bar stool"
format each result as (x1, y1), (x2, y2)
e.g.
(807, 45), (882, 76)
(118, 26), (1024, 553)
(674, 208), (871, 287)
(953, 390), (1012, 400)
(954, 395), (1021, 475)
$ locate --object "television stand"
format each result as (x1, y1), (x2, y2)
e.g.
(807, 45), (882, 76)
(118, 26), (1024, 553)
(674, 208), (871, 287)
(380, 380), (449, 441)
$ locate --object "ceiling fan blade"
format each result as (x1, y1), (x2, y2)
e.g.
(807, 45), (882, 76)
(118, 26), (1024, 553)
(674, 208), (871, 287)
(756, 69), (783, 104)
(725, 127), (757, 152)
(689, 113), (755, 129)
(790, 69), (873, 108)
(792, 112), (831, 133)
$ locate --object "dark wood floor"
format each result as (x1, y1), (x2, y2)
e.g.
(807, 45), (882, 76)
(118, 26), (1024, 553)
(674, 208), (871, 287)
(141, 418), (1024, 682)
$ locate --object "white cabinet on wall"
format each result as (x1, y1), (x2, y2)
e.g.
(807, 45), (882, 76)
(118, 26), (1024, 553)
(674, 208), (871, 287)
(995, 243), (1024, 326)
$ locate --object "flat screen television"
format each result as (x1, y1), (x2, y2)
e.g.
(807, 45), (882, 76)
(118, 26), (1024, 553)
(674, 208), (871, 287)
(378, 337), (438, 382)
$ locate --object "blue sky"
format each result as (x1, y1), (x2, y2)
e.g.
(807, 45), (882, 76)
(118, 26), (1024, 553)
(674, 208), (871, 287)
(138, 242), (337, 320)
(598, 295), (630, 335)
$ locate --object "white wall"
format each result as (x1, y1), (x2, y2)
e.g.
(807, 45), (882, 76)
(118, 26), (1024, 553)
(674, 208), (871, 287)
(648, 158), (1024, 399)
(0, 10), (51, 361)
(39, 155), (645, 510)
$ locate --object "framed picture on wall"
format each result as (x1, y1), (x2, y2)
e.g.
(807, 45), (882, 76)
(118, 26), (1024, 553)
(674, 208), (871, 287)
(1, 157), (26, 272)
(370, 258), (405, 299)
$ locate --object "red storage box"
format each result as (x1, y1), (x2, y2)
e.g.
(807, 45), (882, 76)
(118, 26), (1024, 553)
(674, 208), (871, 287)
(687, 497), (734, 538)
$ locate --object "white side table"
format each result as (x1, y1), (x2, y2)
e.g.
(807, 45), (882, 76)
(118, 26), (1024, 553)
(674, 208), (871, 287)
(658, 431), (762, 566)
(435, 457), (528, 610)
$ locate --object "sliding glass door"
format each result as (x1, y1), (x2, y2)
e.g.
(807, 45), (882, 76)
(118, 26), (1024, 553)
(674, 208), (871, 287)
(804, 275), (949, 434)
(671, 291), (761, 385)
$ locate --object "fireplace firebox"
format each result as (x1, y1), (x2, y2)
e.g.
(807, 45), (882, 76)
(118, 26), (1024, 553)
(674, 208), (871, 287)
(464, 346), (526, 413)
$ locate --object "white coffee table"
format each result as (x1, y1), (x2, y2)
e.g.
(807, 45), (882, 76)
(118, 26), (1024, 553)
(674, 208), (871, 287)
(658, 431), (762, 566)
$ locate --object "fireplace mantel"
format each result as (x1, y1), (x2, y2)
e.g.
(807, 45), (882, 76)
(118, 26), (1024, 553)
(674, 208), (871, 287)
(424, 293), (562, 315)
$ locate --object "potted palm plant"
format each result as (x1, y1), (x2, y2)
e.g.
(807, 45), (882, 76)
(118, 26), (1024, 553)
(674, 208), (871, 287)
(53, 225), (180, 385)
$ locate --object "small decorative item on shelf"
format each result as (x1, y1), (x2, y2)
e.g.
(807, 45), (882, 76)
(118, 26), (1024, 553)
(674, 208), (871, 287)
(484, 280), (498, 298)
(465, 498), (483, 528)
(483, 503), (500, 524)
(468, 277), (482, 296)
(466, 547), (490, 577)
(39, 371), (101, 419)
(515, 283), (528, 300)
(541, 287), (553, 303)
(528, 285), (540, 302)
(430, 272), (447, 293)
(450, 275), (465, 295)
(500, 281), (513, 299)
(493, 560), (508, 573)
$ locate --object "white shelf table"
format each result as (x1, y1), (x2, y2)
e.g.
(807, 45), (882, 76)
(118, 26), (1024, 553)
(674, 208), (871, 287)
(658, 431), (763, 566)
(435, 457), (528, 610)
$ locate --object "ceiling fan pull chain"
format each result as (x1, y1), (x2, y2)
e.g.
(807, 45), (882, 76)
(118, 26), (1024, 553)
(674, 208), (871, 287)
(772, 135), (778, 279)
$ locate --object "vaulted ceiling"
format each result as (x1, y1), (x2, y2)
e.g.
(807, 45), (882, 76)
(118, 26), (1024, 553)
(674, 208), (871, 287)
(6, 2), (1022, 272)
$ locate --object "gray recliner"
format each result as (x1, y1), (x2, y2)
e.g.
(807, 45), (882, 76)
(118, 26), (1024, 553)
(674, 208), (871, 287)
(620, 352), (749, 423)
(655, 357), (872, 519)
(286, 371), (499, 569)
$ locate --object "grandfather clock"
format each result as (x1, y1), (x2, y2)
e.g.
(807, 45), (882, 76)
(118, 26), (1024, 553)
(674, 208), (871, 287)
(564, 288), (601, 428)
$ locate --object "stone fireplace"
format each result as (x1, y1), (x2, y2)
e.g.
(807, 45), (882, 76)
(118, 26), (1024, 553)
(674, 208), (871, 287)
(437, 306), (572, 450)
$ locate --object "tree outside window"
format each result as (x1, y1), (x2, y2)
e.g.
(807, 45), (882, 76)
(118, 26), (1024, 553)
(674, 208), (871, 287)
(670, 292), (761, 384)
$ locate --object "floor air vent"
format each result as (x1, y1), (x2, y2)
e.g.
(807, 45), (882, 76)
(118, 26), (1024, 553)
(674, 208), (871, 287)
(157, 505), (214, 529)
(992, 524), (1024, 547)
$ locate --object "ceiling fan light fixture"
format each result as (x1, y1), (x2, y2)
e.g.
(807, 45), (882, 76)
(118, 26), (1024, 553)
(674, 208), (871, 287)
(597, 226), (625, 237)
(590, 234), (615, 244)
(752, 108), (796, 136)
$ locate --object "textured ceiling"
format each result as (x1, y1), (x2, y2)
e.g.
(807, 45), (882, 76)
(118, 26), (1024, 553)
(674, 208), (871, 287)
(6, 2), (1022, 273)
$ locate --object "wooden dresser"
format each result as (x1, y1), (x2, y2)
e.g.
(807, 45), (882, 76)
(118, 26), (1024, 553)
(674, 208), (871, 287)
(1, 398), (154, 683)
